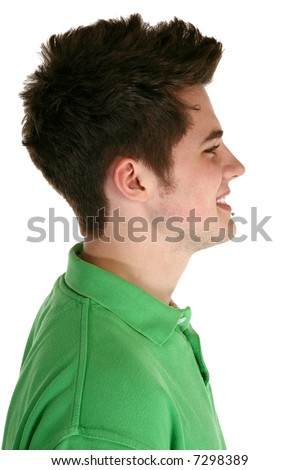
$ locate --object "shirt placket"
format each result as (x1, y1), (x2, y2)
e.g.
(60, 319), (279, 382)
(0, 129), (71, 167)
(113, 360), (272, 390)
(177, 319), (210, 385)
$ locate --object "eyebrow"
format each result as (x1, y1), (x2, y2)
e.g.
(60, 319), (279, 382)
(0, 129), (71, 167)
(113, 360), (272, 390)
(201, 130), (224, 146)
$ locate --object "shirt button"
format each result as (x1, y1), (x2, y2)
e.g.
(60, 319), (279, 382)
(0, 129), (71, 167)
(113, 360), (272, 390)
(178, 316), (186, 324)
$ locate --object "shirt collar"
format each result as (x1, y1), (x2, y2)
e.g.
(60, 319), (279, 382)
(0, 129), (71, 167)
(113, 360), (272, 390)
(65, 243), (192, 346)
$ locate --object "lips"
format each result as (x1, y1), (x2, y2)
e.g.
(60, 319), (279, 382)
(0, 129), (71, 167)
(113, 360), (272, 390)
(216, 191), (231, 211)
(216, 191), (230, 201)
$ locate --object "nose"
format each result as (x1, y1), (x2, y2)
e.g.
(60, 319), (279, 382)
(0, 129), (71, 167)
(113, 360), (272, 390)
(222, 144), (245, 181)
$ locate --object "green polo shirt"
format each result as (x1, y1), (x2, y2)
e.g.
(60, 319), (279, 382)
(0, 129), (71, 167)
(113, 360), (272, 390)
(2, 242), (226, 450)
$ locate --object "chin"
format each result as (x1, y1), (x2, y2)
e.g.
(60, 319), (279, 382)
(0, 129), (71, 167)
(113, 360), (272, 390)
(228, 218), (236, 240)
(209, 218), (235, 246)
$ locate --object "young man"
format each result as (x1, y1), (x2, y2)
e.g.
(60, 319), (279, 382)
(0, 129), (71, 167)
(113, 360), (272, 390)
(2, 14), (245, 450)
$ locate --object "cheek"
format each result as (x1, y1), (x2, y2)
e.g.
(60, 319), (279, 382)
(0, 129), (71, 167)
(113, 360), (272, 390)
(189, 167), (222, 203)
(160, 161), (222, 216)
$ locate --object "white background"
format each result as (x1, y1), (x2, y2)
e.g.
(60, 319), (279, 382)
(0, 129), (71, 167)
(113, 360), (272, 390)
(0, 0), (299, 468)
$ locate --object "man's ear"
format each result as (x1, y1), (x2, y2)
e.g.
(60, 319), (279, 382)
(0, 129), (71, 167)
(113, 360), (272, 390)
(112, 157), (149, 202)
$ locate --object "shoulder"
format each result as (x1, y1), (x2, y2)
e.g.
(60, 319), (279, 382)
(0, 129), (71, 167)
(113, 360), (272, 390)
(25, 279), (176, 449)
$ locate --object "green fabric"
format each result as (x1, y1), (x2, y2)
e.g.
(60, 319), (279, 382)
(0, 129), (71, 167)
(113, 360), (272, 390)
(2, 242), (226, 450)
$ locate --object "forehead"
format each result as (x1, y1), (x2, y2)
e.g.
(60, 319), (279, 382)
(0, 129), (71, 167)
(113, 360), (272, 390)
(178, 84), (221, 138)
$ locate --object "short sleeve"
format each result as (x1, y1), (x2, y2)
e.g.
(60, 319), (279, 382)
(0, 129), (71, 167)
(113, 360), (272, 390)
(53, 434), (139, 450)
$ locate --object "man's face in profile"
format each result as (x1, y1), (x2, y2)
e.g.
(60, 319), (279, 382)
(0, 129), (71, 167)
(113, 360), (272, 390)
(151, 84), (245, 253)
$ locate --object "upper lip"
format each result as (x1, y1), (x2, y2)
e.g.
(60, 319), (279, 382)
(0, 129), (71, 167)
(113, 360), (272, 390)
(216, 191), (230, 199)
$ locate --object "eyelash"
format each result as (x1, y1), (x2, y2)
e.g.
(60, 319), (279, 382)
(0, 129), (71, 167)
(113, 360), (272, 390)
(205, 144), (220, 155)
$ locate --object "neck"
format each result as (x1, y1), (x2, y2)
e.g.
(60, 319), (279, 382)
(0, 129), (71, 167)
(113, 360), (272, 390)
(79, 237), (190, 305)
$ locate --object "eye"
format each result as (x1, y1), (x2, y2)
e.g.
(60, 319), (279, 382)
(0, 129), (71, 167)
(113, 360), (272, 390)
(204, 143), (220, 155)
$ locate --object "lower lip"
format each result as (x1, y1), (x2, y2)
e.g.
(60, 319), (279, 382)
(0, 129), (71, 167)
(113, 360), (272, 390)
(217, 202), (232, 212)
